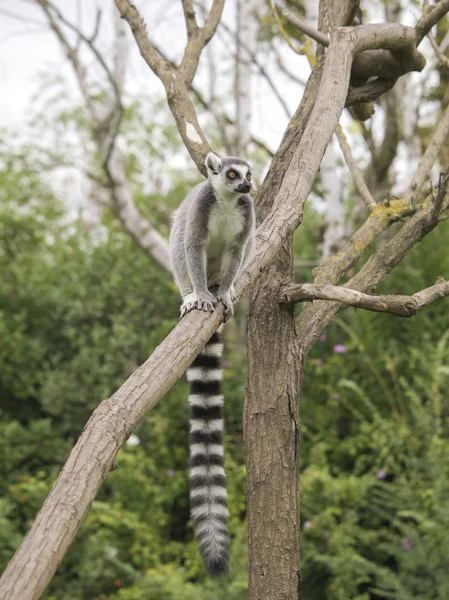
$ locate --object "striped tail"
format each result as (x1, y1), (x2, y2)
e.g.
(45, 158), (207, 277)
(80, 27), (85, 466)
(187, 327), (229, 576)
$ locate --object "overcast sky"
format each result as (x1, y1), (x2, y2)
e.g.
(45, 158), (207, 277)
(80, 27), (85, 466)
(0, 0), (310, 151)
(0, 0), (438, 208)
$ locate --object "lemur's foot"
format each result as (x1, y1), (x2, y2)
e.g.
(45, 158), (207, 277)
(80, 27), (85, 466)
(180, 291), (217, 319)
(217, 288), (234, 322)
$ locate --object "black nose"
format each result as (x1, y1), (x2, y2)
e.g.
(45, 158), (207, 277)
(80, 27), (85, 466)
(236, 182), (251, 193)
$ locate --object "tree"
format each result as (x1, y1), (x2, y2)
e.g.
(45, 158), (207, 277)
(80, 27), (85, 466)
(1, 0), (449, 599)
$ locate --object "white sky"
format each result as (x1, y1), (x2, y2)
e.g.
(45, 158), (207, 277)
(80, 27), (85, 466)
(0, 0), (308, 148)
(0, 0), (440, 207)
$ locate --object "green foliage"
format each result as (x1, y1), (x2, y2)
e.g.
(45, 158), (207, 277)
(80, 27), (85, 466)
(301, 222), (449, 599)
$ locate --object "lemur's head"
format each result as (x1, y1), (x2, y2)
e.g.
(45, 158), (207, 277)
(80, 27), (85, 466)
(206, 152), (252, 199)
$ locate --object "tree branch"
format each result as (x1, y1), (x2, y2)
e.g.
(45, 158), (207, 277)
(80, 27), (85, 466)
(281, 279), (449, 316)
(115, 0), (214, 175)
(313, 100), (449, 286)
(282, 6), (330, 48)
(297, 184), (449, 352)
(416, 0), (449, 45)
(347, 1), (449, 107)
(179, 0), (225, 86)
(181, 0), (197, 39)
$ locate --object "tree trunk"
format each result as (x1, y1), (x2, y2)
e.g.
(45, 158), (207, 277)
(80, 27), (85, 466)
(245, 242), (302, 599)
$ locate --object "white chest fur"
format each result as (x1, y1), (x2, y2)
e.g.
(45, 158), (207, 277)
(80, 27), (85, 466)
(207, 200), (244, 248)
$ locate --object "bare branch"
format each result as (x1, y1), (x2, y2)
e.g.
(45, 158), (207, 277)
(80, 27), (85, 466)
(335, 124), (376, 210)
(346, 78), (396, 106)
(297, 188), (448, 352)
(181, 0), (197, 39)
(88, 8), (102, 43)
(416, 0), (449, 45)
(428, 30), (449, 67)
(403, 103), (449, 205)
(36, 1), (97, 119)
(345, 0), (449, 108)
(281, 279), (449, 316)
(180, 0), (225, 85)
(219, 19), (292, 120)
(46, 2), (122, 112)
(190, 85), (275, 156)
(115, 0), (213, 174)
(37, 0), (170, 271)
(312, 99), (449, 287)
(282, 6), (330, 47)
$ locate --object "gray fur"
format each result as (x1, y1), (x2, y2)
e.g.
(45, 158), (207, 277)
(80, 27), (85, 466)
(169, 152), (255, 321)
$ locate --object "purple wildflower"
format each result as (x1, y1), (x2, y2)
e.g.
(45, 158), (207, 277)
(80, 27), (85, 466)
(167, 469), (176, 477)
(400, 537), (411, 551)
(377, 469), (387, 480)
(334, 344), (347, 353)
(222, 360), (230, 367)
(320, 333), (327, 342)
(303, 521), (313, 530)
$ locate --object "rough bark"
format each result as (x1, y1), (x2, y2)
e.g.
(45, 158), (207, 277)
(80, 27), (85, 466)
(246, 249), (302, 600)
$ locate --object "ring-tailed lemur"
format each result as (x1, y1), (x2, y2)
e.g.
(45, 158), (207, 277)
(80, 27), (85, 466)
(169, 152), (255, 575)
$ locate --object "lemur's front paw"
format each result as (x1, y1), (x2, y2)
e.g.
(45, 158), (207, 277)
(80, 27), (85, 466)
(229, 285), (236, 303)
(180, 291), (217, 319)
(217, 288), (234, 322)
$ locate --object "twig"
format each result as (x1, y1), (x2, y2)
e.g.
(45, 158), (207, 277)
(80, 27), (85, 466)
(403, 103), (449, 205)
(335, 124), (376, 210)
(218, 20), (292, 120)
(428, 30), (449, 67)
(190, 86), (275, 156)
(281, 279), (449, 316)
(46, 2), (121, 109)
(430, 167), (449, 221)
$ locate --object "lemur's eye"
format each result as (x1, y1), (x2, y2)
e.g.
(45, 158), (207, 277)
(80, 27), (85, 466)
(246, 174), (251, 181)
(228, 172), (236, 178)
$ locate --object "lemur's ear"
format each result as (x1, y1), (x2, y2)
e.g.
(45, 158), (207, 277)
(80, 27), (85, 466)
(205, 152), (222, 174)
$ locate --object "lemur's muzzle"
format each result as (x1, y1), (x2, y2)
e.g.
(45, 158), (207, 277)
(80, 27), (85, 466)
(236, 182), (251, 193)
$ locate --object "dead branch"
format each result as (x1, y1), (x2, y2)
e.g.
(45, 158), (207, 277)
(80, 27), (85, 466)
(281, 279), (449, 316)
(428, 30), (449, 67)
(347, 0), (449, 107)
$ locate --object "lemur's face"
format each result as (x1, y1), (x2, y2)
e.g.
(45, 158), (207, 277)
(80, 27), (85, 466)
(206, 153), (252, 198)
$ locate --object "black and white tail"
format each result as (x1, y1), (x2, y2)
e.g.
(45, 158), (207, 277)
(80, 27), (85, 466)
(187, 327), (229, 576)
